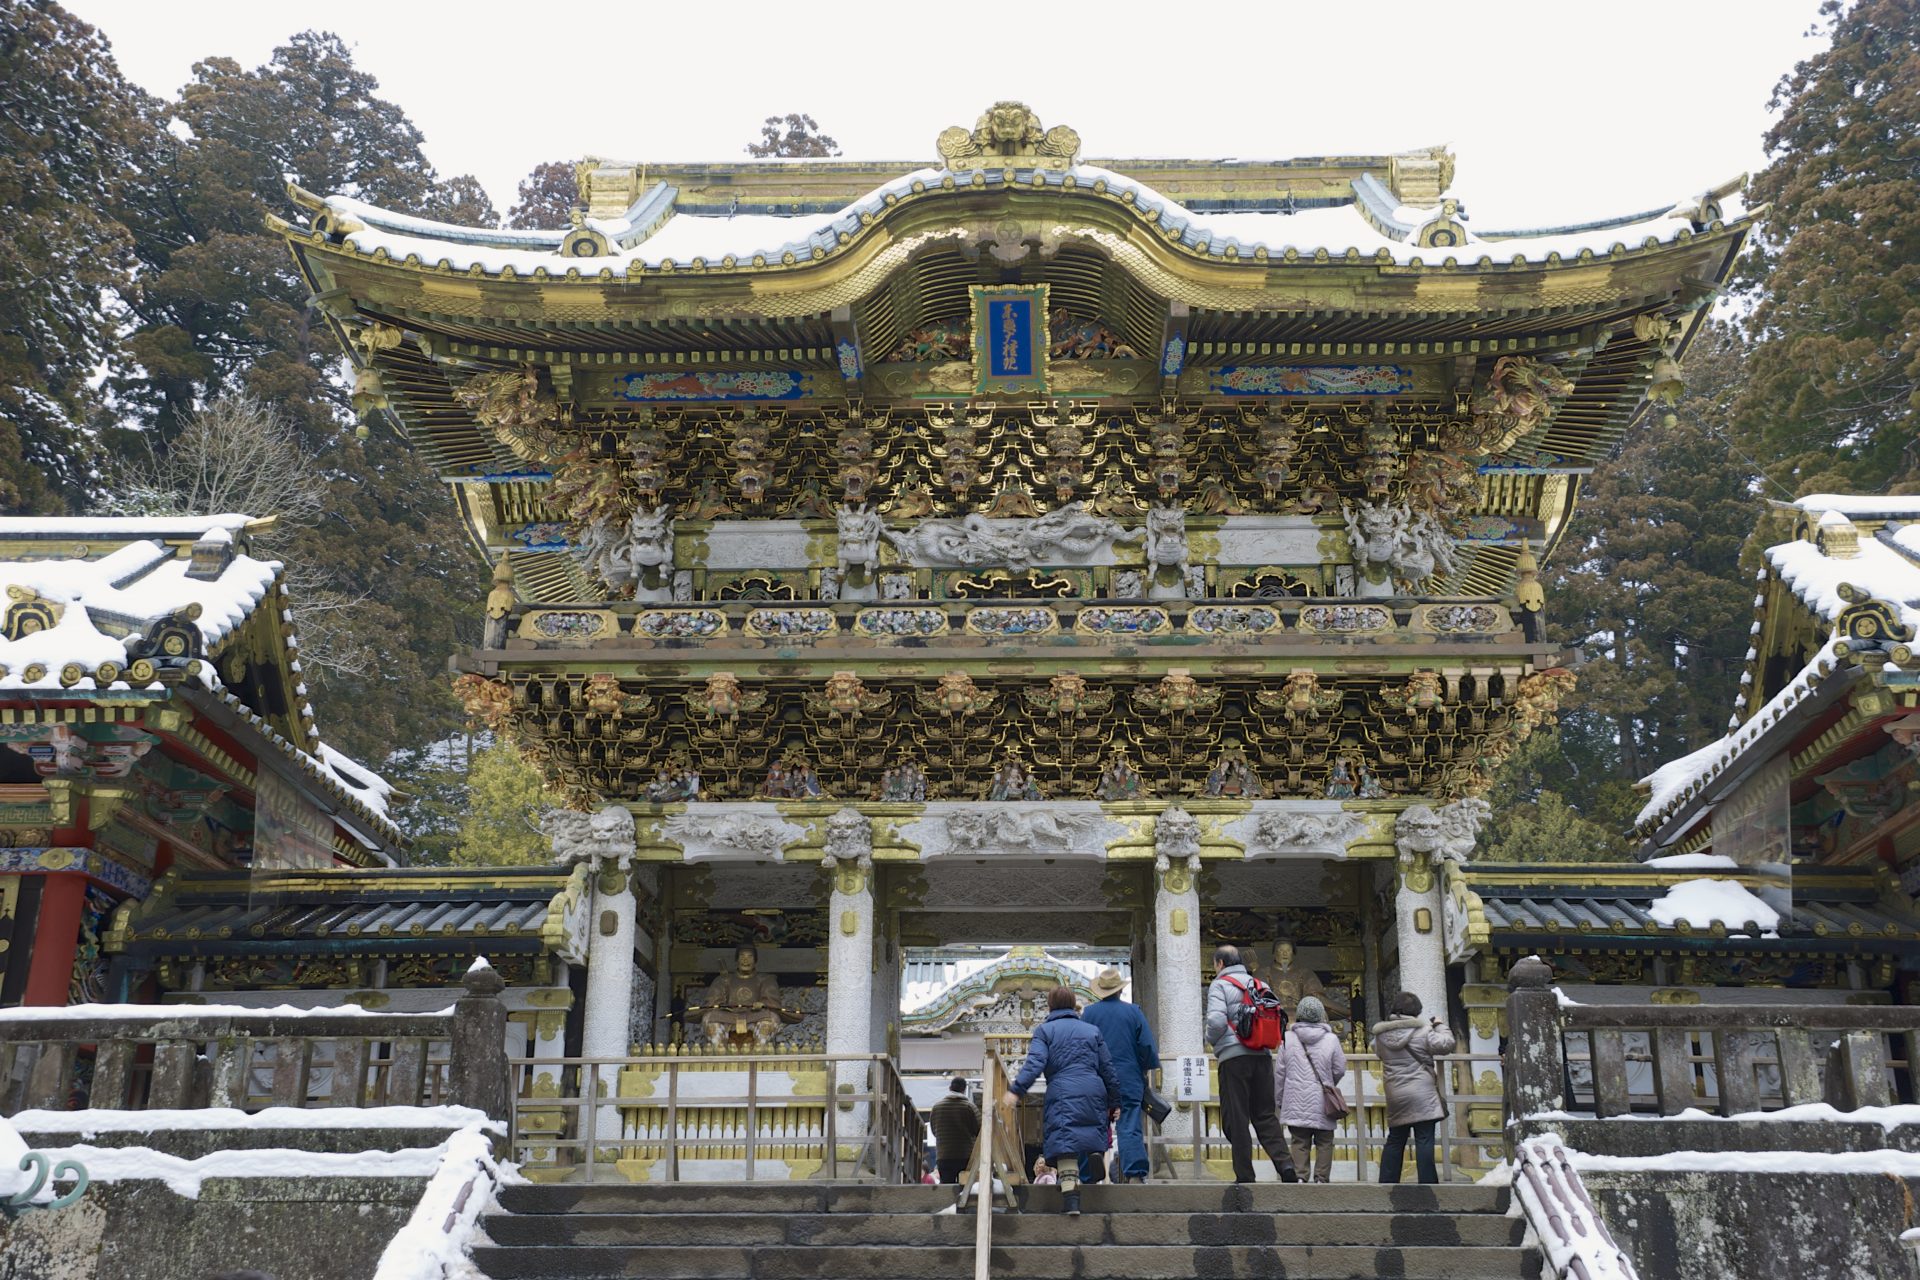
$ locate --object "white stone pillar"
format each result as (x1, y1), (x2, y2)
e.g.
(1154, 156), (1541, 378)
(1389, 800), (1486, 1023)
(1392, 865), (1448, 1024)
(824, 808), (875, 1145)
(1153, 807), (1204, 1152)
(541, 805), (637, 1157)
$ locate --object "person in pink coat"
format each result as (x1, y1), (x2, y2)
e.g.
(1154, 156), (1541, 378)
(1271, 995), (1346, 1182)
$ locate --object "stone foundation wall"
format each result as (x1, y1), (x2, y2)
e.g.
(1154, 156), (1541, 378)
(0, 1120), (466, 1280)
(1, 1175), (426, 1280)
(1511, 1117), (1920, 1280)
(1580, 1170), (1920, 1280)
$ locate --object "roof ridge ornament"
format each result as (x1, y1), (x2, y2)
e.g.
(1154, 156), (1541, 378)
(938, 102), (1081, 171)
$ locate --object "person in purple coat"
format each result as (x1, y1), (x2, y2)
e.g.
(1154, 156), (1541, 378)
(1271, 995), (1346, 1182)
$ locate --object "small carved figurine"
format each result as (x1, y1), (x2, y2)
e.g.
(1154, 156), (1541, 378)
(1204, 746), (1264, 799)
(1357, 765), (1387, 800)
(1324, 758), (1357, 800)
(988, 757), (1044, 801)
(879, 761), (928, 802)
(1095, 754), (1145, 801)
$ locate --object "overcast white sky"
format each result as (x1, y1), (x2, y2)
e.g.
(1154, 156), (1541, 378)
(69, 0), (1828, 225)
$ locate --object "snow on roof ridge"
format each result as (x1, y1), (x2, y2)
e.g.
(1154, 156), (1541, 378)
(1791, 493), (1920, 517)
(0, 513), (256, 536)
(1767, 538), (1920, 633)
(1634, 631), (1842, 829)
(324, 162), (1724, 278)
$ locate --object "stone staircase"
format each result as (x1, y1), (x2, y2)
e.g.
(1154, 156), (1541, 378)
(474, 1181), (1542, 1279)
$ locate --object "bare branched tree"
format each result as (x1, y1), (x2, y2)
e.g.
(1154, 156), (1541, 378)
(103, 392), (375, 679)
(106, 393), (325, 527)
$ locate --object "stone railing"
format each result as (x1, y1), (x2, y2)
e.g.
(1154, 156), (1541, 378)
(1505, 955), (1920, 1119)
(1511, 1135), (1641, 1280)
(0, 963), (509, 1121)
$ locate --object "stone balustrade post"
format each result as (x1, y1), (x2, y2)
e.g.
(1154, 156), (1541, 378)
(1504, 955), (1565, 1125)
(450, 958), (511, 1128)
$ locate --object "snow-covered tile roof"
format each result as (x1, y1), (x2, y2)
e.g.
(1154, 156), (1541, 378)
(1791, 494), (1920, 518)
(315, 163), (1735, 280)
(0, 528), (280, 691)
(1635, 494), (1920, 837)
(1634, 635), (1842, 831)
(0, 516), (402, 857)
(1768, 537), (1920, 635)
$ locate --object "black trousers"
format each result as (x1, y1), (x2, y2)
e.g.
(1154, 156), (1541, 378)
(1217, 1053), (1290, 1183)
(936, 1158), (970, 1185)
(1379, 1118), (1439, 1184)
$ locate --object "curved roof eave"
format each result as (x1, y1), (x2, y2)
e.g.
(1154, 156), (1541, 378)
(280, 165), (1756, 300)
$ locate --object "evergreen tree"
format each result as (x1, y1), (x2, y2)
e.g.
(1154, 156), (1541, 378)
(1480, 323), (1761, 856)
(1733, 0), (1920, 494)
(507, 159), (580, 230)
(449, 738), (556, 867)
(425, 174), (500, 228)
(98, 30), (492, 764)
(746, 113), (841, 158)
(0, 1), (155, 510)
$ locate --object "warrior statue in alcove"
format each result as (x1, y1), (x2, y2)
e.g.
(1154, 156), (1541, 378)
(690, 942), (801, 1047)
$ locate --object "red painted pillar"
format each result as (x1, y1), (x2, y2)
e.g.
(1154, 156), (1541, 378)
(23, 873), (87, 1007)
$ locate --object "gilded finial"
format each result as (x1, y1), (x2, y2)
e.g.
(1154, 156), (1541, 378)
(938, 102), (1081, 172)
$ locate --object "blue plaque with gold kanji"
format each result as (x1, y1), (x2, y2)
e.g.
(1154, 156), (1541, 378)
(970, 285), (1048, 395)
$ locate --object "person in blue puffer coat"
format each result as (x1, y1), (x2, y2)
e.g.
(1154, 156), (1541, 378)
(1003, 986), (1121, 1216)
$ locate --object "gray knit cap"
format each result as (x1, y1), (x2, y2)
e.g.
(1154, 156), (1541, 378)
(1295, 996), (1326, 1024)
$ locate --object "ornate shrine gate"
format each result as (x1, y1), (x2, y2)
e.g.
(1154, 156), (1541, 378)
(278, 102), (1752, 1177)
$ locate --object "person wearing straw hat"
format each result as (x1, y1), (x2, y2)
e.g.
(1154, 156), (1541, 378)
(1078, 966), (1160, 1184)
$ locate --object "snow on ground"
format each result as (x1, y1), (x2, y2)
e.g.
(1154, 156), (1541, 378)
(1564, 1147), (1920, 1176)
(1530, 1104), (1920, 1132)
(0, 1114), (36, 1202)
(1646, 878), (1780, 933)
(24, 1139), (449, 1198)
(0, 1000), (452, 1023)
(10, 1105), (487, 1137)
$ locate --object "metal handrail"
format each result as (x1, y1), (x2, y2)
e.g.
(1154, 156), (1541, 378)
(506, 1051), (922, 1184)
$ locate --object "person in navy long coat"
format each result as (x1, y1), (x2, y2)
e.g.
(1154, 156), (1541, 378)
(1078, 968), (1159, 1182)
(1003, 986), (1121, 1216)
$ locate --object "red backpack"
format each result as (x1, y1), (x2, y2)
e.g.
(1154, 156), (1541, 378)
(1221, 974), (1287, 1051)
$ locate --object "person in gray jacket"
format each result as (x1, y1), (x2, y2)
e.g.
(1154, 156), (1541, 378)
(1271, 995), (1345, 1182)
(1204, 944), (1298, 1184)
(1373, 990), (1457, 1184)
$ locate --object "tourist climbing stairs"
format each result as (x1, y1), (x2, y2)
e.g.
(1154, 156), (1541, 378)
(473, 1181), (1543, 1279)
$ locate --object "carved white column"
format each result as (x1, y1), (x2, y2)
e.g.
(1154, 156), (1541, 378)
(1392, 862), (1448, 1025)
(823, 808), (875, 1141)
(542, 805), (638, 1154)
(1390, 800), (1487, 1022)
(1153, 807), (1203, 1148)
